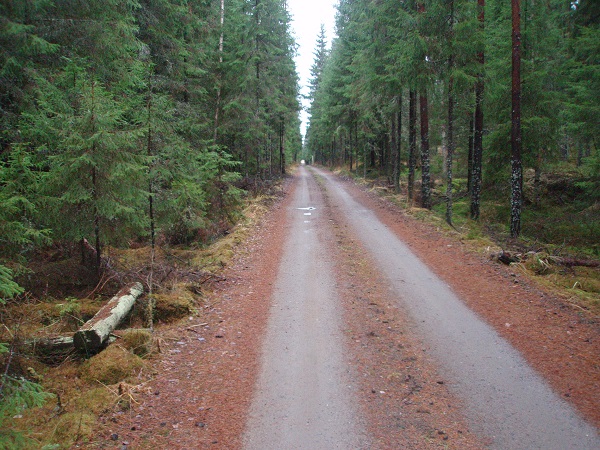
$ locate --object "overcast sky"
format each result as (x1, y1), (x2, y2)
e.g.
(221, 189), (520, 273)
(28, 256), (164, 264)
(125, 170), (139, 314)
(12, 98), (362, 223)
(287, 0), (338, 138)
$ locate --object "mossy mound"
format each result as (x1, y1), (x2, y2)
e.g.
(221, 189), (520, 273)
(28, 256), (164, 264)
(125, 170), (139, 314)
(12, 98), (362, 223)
(121, 329), (153, 357)
(80, 345), (145, 385)
(153, 286), (196, 322)
(52, 412), (95, 448)
(72, 387), (117, 415)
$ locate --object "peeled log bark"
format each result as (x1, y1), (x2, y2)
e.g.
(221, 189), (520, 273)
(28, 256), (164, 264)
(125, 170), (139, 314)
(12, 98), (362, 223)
(74, 282), (144, 352)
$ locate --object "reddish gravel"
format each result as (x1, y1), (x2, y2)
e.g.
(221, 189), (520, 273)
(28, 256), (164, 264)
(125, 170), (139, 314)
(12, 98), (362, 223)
(89, 180), (295, 449)
(88, 169), (599, 449)
(334, 173), (600, 431)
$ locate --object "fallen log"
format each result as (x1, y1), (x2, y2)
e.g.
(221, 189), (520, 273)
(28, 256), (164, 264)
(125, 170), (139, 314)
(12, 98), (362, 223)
(73, 282), (144, 353)
(25, 336), (74, 360)
(557, 258), (600, 269)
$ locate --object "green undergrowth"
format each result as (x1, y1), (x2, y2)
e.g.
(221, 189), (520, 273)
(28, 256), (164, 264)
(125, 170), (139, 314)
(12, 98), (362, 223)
(0, 182), (285, 448)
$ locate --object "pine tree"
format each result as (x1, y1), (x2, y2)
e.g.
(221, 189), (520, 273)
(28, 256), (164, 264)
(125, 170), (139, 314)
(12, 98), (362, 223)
(0, 145), (49, 300)
(0, 0), (59, 153)
(44, 68), (147, 268)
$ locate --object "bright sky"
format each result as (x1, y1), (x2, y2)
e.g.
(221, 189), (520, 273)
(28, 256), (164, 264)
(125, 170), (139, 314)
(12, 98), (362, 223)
(287, 0), (338, 139)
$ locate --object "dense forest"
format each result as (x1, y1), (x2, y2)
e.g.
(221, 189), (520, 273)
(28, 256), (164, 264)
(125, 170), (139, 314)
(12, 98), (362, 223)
(0, 0), (301, 301)
(306, 0), (598, 248)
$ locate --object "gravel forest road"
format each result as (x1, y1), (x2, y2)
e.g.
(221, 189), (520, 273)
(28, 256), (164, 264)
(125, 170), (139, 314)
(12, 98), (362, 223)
(243, 165), (369, 449)
(100, 165), (600, 449)
(243, 166), (600, 449)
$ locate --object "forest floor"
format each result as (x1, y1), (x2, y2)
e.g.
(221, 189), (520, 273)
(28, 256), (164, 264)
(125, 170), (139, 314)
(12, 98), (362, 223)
(80, 165), (598, 449)
(3, 165), (599, 449)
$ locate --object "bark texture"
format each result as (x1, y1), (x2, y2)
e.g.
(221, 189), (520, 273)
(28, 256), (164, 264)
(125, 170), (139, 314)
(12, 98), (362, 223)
(420, 93), (431, 210)
(408, 90), (417, 204)
(471, 0), (485, 220)
(73, 282), (144, 352)
(511, 0), (523, 238)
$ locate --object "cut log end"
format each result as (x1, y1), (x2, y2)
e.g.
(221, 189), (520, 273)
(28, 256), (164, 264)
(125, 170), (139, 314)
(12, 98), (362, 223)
(73, 330), (104, 352)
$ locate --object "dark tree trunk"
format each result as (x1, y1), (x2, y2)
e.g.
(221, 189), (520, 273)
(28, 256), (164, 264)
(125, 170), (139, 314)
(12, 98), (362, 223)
(510, 0), (523, 238)
(213, 0), (225, 143)
(446, 76), (455, 225)
(279, 120), (285, 175)
(349, 128), (353, 171)
(396, 94), (402, 192)
(471, 0), (485, 220)
(146, 95), (155, 253)
(420, 93), (431, 210)
(391, 95), (400, 192)
(90, 80), (101, 272)
(354, 119), (359, 173)
(467, 111), (475, 195)
(92, 167), (101, 271)
(370, 144), (376, 168)
(446, 0), (455, 226)
(408, 90), (417, 204)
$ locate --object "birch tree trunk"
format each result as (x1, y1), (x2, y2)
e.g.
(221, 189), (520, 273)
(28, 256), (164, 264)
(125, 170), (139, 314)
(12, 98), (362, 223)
(73, 282), (144, 352)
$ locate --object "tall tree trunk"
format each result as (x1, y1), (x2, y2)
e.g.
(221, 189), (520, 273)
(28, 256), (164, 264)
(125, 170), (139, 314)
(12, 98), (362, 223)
(90, 80), (101, 272)
(146, 92), (155, 253)
(471, 0), (485, 220)
(370, 142), (376, 169)
(446, 0), (455, 226)
(534, 160), (541, 208)
(279, 119), (285, 175)
(92, 166), (101, 271)
(510, 0), (523, 238)
(363, 139), (367, 179)
(146, 91), (155, 310)
(349, 130), (353, 171)
(213, 0), (225, 143)
(467, 111), (475, 195)
(391, 95), (400, 192)
(397, 94), (403, 192)
(408, 90), (417, 204)
(420, 93), (431, 209)
(446, 88), (454, 224)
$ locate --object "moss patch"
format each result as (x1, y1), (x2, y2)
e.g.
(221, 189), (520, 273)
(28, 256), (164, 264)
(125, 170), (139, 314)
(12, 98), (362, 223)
(120, 329), (153, 357)
(72, 387), (118, 415)
(80, 345), (145, 385)
(52, 412), (95, 448)
(153, 285), (197, 322)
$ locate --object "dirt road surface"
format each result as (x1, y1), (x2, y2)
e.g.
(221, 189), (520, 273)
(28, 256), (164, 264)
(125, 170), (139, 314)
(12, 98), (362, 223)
(243, 166), (599, 449)
(243, 165), (368, 449)
(310, 166), (599, 449)
(98, 166), (600, 449)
